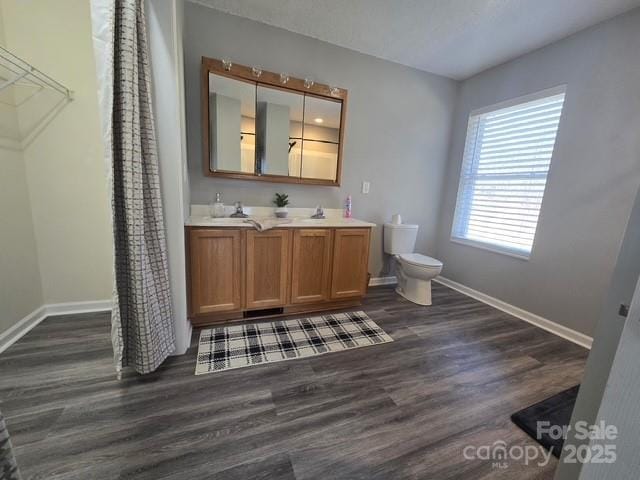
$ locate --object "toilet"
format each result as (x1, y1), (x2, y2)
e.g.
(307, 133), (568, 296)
(383, 222), (443, 306)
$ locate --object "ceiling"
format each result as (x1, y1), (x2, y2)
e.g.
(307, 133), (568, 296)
(190, 0), (640, 79)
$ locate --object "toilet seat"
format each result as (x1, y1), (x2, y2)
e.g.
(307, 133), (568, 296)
(397, 253), (443, 268)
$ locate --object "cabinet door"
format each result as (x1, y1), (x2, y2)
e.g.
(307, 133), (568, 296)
(189, 229), (243, 315)
(291, 229), (333, 304)
(330, 228), (371, 299)
(246, 229), (290, 309)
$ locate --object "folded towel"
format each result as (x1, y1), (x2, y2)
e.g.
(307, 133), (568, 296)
(244, 218), (292, 232)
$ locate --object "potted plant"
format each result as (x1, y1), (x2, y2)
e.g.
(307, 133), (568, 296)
(273, 193), (290, 218)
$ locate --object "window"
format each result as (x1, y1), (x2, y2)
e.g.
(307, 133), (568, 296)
(451, 86), (566, 259)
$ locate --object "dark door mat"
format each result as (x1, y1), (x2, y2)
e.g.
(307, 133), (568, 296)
(511, 385), (579, 458)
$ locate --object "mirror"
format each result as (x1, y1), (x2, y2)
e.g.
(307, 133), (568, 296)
(301, 95), (341, 181)
(208, 72), (255, 173)
(203, 57), (347, 185)
(256, 85), (304, 177)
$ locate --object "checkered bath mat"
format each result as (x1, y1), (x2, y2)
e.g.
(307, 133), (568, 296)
(195, 311), (393, 375)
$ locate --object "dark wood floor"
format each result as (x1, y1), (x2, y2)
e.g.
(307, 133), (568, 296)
(0, 284), (588, 479)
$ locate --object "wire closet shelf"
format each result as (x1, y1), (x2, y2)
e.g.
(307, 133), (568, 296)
(0, 46), (72, 101)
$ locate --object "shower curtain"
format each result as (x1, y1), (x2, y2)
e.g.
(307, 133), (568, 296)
(92, 0), (176, 375)
(0, 408), (21, 480)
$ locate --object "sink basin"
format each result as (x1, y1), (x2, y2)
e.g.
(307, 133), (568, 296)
(201, 217), (250, 224)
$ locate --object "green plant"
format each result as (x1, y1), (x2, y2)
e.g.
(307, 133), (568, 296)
(273, 193), (290, 208)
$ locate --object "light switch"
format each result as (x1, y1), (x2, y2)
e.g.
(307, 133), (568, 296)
(362, 181), (370, 194)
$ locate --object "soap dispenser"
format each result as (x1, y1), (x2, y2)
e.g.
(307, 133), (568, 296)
(210, 193), (225, 218)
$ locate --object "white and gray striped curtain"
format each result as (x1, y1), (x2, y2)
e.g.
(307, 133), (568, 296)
(96, 0), (176, 375)
(0, 407), (21, 480)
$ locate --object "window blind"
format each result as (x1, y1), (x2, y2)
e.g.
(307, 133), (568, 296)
(451, 89), (566, 258)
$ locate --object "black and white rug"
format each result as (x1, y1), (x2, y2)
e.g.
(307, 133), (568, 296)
(195, 311), (393, 375)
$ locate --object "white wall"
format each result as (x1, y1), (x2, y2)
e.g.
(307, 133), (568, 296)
(146, 0), (192, 354)
(0, 11), (19, 146)
(183, 4), (459, 277)
(0, 4), (42, 336)
(1, 0), (113, 307)
(0, 148), (43, 336)
(436, 9), (640, 336)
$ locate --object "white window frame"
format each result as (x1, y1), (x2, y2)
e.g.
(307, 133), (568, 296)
(450, 85), (567, 260)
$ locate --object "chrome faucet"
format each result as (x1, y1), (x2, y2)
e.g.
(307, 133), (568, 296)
(230, 201), (248, 218)
(311, 205), (325, 219)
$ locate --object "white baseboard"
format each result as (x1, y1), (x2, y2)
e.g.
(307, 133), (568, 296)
(44, 300), (112, 317)
(369, 276), (398, 287)
(0, 300), (111, 354)
(434, 277), (593, 349)
(0, 306), (47, 355)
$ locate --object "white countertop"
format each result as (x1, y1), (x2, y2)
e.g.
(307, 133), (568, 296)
(186, 204), (376, 228)
(186, 215), (376, 228)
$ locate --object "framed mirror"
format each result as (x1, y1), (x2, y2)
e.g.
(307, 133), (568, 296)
(256, 85), (304, 178)
(301, 95), (342, 181)
(201, 57), (347, 186)
(208, 72), (256, 174)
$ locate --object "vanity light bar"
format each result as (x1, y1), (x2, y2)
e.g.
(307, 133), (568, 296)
(204, 57), (347, 100)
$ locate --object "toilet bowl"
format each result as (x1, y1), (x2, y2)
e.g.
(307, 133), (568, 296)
(394, 253), (442, 305)
(383, 222), (443, 306)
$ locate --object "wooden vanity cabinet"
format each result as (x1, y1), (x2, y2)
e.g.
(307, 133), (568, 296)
(330, 228), (371, 299)
(290, 229), (333, 304)
(188, 228), (244, 315)
(245, 229), (290, 309)
(187, 226), (372, 325)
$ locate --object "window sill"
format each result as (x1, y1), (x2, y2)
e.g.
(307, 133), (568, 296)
(449, 237), (531, 261)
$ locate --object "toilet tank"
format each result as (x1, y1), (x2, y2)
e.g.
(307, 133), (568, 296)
(384, 223), (419, 254)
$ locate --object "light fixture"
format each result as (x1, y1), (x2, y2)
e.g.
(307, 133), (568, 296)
(304, 78), (314, 89)
(329, 86), (340, 97)
(252, 66), (262, 78)
(222, 59), (232, 71)
(279, 72), (290, 84)
(314, 117), (324, 124)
